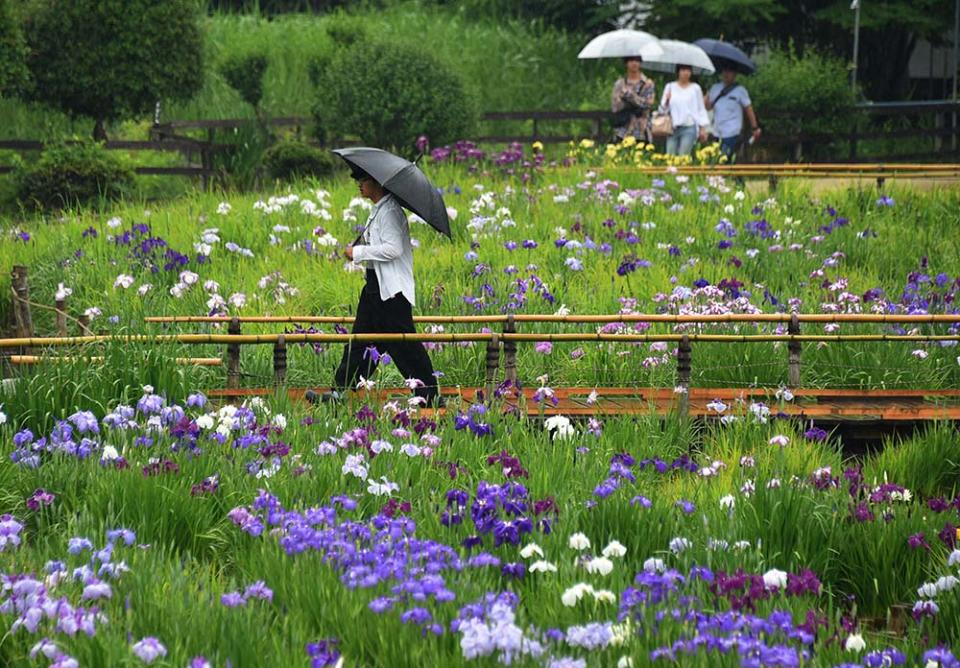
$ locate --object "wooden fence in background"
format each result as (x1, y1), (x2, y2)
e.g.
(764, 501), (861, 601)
(0, 101), (957, 186)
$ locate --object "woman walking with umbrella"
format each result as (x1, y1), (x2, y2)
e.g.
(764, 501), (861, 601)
(306, 148), (449, 407)
(577, 30), (663, 144)
(611, 56), (656, 144)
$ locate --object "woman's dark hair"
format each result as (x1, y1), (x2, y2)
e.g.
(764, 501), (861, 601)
(623, 56), (643, 65)
(676, 64), (693, 75)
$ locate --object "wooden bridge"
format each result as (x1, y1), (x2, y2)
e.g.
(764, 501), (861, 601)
(203, 385), (960, 422)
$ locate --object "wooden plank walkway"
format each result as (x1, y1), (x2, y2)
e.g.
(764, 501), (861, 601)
(204, 387), (960, 421)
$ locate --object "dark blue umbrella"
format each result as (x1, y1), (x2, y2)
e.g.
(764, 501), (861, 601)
(692, 39), (756, 75)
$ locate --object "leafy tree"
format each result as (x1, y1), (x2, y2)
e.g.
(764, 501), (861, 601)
(221, 52), (269, 128)
(0, 0), (28, 97)
(21, 0), (205, 139)
(640, 0), (954, 100)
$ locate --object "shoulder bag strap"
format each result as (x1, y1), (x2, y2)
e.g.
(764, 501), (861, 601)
(712, 82), (740, 105)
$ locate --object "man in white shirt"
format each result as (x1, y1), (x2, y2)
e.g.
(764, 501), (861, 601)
(307, 167), (439, 406)
(705, 66), (762, 162)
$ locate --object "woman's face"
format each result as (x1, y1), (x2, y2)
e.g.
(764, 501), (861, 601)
(677, 66), (692, 82)
(625, 58), (642, 76)
(358, 177), (381, 201)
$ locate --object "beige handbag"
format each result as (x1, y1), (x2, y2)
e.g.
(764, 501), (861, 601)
(651, 112), (673, 138)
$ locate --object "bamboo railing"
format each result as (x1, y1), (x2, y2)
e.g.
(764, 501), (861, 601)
(3, 317), (960, 409)
(6, 262), (960, 409)
(144, 314), (960, 325)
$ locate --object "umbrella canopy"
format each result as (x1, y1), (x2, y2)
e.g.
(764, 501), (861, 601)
(577, 29), (664, 61)
(640, 39), (715, 76)
(692, 39), (756, 75)
(332, 147), (451, 239)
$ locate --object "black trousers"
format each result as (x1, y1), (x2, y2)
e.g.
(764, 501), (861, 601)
(333, 270), (438, 404)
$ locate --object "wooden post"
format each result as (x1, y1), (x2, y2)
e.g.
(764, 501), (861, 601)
(787, 314), (801, 388)
(503, 314), (517, 386)
(10, 266), (33, 339)
(934, 112), (945, 153)
(768, 174), (779, 193)
(484, 333), (501, 399)
(273, 334), (287, 387)
(848, 119), (858, 162)
(532, 118), (539, 142)
(77, 314), (92, 336)
(55, 298), (67, 337)
(676, 335), (692, 418)
(226, 317), (241, 389)
(200, 146), (211, 191)
(876, 176), (886, 192)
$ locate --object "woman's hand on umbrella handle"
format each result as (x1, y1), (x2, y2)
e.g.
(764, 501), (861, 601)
(344, 245), (354, 261)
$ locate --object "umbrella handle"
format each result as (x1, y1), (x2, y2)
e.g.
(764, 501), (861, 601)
(351, 220), (372, 247)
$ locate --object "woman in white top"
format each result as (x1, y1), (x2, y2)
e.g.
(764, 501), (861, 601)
(659, 65), (710, 156)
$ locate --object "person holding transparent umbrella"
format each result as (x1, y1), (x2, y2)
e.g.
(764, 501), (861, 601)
(306, 148), (449, 407)
(611, 56), (656, 144)
(577, 29), (663, 144)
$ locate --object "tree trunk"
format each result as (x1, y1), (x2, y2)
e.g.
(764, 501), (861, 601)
(93, 118), (108, 142)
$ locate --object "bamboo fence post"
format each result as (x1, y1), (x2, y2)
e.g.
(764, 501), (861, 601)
(77, 315), (92, 336)
(273, 334), (287, 387)
(11, 265), (33, 357)
(503, 314), (518, 386)
(484, 332), (501, 399)
(676, 335), (692, 418)
(55, 297), (68, 337)
(226, 317), (241, 389)
(767, 174), (779, 193)
(10, 266), (33, 338)
(787, 314), (802, 388)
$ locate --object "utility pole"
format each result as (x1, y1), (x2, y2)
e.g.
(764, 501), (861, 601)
(851, 0), (862, 95)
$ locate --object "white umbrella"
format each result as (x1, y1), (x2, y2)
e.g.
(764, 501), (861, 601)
(641, 39), (715, 75)
(577, 29), (664, 61)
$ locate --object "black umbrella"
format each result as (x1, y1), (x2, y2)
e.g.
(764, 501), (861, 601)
(332, 147), (451, 244)
(692, 39), (756, 75)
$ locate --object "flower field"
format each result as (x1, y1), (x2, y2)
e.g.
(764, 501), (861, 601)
(2, 161), (960, 667)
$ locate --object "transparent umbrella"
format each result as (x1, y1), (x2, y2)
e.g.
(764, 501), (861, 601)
(577, 29), (664, 61)
(641, 39), (715, 75)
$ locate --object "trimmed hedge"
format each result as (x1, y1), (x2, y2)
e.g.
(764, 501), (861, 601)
(313, 39), (476, 154)
(263, 139), (336, 181)
(15, 143), (134, 210)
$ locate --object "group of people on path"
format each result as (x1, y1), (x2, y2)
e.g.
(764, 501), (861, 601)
(611, 56), (762, 160)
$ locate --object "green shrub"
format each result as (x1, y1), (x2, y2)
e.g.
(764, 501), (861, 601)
(221, 52), (269, 111)
(14, 142), (134, 210)
(313, 39), (476, 154)
(263, 139), (336, 181)
(749, 45), (858, 137)
(22, 0), (205, 139)
(0, 0), (28, 97)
